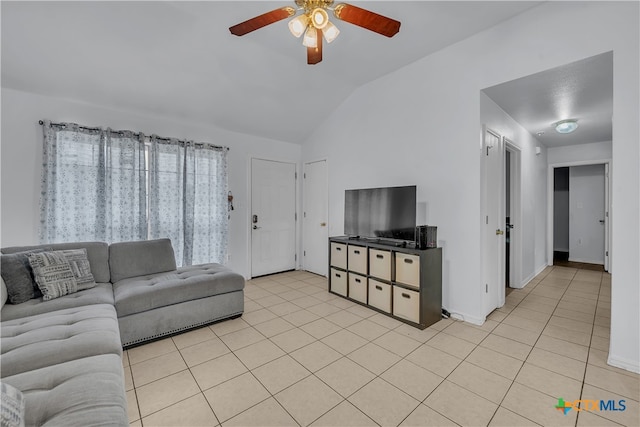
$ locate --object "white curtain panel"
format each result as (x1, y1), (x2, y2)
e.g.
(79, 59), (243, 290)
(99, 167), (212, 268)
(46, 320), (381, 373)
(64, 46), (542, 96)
(39, 121), (147, 244)
(149, 137), (228, 266)
(40, 121), (228, 267)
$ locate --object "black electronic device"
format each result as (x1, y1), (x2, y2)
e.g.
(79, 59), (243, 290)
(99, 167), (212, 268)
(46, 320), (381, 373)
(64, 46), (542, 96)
(415, 225), (437, 249)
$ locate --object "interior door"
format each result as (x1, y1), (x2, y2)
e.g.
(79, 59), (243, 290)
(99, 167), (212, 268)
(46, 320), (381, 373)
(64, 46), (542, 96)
(482, 128), (504, 316)
(569, 164), (606, 265)
(303, 160), (328, 276)
(251, 158), (296, 277)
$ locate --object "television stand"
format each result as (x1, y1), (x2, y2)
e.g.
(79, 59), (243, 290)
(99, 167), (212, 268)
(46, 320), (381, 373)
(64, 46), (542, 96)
(328, 236), (442, 329)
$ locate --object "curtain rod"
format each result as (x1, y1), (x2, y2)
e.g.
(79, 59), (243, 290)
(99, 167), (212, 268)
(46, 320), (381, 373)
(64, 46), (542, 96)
(38, 120), (229, 151)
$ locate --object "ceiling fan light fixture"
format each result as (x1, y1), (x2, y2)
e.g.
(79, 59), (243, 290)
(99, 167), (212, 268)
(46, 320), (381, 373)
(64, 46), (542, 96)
(288, 14), (309, 37)
(311, 8), (329, 29)
(323, 21), (340, 43)
(302, 25), (318, 48)
(555, 119), (579, 134)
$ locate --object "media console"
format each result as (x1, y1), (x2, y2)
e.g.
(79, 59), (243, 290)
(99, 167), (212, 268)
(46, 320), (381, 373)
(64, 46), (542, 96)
(328, 236), (442, 329)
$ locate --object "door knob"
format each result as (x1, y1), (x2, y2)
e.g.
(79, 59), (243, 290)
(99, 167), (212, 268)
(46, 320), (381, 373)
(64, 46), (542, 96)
(599, 220), (605, 224)
(320, 222), (327, 227)
(253, 225), (261, 230)
(496, 229), (504, 235)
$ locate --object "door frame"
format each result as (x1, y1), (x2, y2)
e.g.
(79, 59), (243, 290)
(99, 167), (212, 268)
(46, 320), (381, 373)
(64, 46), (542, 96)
(248, 157), (299, 278)
(547, 159), (612, 272)
(504, 138), (523, 289)
(302, 158), (329, 276)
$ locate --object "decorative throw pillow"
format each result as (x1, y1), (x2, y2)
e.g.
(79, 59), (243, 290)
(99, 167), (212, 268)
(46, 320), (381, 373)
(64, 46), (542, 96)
(1, 382), (25, 427)
(28, 251), (78, 301)
(0, 248), (49, 304)
(58, 249), (96, 291)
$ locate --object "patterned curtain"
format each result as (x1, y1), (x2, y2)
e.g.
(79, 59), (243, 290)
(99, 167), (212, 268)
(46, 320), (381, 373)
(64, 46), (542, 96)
(149, 137), (228, 266)
(39, 121), (147, 243)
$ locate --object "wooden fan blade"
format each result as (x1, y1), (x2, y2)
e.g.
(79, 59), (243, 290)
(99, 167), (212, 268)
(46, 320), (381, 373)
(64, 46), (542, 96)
(229, 7), (295, 36)
(307, 29), (323, 65)
(333, 3), (400, 37)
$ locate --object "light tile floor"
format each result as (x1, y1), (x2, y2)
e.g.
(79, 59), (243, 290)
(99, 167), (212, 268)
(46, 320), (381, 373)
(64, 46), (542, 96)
(126, 267), (639, 426)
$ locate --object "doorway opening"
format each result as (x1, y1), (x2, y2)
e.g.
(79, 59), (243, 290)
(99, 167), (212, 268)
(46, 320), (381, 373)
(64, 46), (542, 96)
(504, 140), (522, 293)
(549, 162), (609, 272)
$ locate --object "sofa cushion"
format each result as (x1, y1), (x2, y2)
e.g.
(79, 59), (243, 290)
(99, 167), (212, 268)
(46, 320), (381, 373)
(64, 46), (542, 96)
(113, 263), (244, 317)
(2, 242), (110, 283)
(1, 249), (49, 304)
(1, 354), (127, 427)
(109, 238), (177, 283)
(1, 304), (122, 377)
(0, 283), (114, 322)
(28, 251), (78, 301)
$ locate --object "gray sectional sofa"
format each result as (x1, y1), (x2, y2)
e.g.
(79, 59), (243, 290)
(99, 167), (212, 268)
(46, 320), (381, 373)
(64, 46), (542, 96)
(0, 238), (245, 426)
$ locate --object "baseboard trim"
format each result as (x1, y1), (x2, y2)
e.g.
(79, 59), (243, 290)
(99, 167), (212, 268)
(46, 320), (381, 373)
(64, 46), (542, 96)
(568, 257), (604, 265)
(607, 354), (640, 374)
(519, 263), (548, 289)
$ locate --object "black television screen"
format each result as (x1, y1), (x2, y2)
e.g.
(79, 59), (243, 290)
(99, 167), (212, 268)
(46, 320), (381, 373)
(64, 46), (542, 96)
(344, 185), (416, 241)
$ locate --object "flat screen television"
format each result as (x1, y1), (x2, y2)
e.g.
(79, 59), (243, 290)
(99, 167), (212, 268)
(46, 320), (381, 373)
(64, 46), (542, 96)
(344, 185), (416, 241)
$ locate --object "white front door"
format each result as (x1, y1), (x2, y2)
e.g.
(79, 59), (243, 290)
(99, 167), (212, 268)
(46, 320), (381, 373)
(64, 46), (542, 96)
(482, 128), (505, 316)
(303, 160), (328, 276)
(251, 158), (297, 277)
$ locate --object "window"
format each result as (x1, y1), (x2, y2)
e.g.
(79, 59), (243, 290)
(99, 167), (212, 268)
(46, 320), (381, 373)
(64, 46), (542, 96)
(40, 121), (228, 266)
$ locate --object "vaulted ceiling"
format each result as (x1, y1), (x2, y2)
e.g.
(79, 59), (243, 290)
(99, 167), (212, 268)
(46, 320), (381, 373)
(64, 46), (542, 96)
(2, 1), (543, 143)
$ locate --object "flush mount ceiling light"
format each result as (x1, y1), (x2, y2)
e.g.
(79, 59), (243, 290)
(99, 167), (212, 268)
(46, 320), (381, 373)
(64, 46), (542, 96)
(555, 119), (579, 134)
(229, 0), (401, 65)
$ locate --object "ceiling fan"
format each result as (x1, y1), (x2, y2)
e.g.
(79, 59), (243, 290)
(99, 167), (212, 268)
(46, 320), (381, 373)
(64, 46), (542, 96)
(229, 0), (401, 65)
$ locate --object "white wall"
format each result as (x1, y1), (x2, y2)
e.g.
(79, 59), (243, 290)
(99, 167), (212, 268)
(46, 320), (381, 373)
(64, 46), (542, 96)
(569, 164), (606, 264)
(548, 141), (612, 164)
(302, 1), (639, 371)
(0, 88), (302, 279)
(553, 168), (570, 252)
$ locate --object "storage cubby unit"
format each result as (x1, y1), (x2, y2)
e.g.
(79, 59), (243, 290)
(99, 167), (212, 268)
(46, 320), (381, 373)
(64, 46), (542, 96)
(328, 236), (442, 329)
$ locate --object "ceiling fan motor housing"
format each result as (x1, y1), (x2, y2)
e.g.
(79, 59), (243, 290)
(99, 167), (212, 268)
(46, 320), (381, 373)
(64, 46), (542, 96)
(295, 0), (335, 12)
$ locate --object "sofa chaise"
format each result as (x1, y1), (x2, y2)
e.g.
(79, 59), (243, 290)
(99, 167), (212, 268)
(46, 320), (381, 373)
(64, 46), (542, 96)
(0, 238), (245, 426)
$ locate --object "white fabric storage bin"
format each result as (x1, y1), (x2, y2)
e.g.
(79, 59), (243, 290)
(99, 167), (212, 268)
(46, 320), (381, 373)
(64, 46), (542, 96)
(368, 279), (391, 313)
(348, 245), (367, 274)
(369, 249), (391, 281)
(348, 273), (367, 304)
(395, 253), (420, 289)
(330, 243), (347, 269)
(330, 268), (347, 296)
(392, 286), (420, 323)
